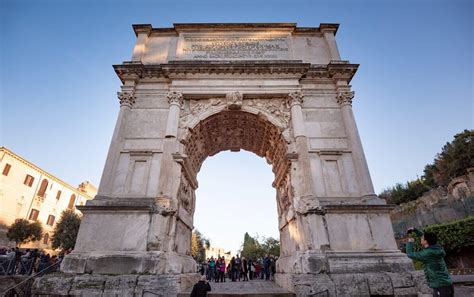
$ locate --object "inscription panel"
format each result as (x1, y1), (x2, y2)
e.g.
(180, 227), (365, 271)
(177, 34), (291, 60)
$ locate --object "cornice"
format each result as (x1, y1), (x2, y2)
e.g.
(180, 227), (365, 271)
(0, 147), (95, 199)
(131, 23), (340, 36)
(114, 60), (358, 83)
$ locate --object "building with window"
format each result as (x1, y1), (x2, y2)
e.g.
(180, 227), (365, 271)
(0, 147), (97, 250)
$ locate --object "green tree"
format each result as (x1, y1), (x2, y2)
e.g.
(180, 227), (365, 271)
(261, 237), (280, 257)
(241, 232), (263, 259)
(424, 129), (474, 187)
(7, 219), (43, 246)
(241, 233), (280, 259)
(191, 229), (210, 263)
(51, 209), (81, 250)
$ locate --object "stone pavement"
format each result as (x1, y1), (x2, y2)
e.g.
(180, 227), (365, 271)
(179, 279), (295, 297)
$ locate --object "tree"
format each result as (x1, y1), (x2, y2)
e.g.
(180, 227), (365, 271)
(424, 129), (474, 187)
(7, 219), (43, 246)
(51, 209), (81, 250)
(261, 237), (280, 257)
(191, 229), (210, 263)
(241, 233), (280, 259)
(241, 232), (263, 259)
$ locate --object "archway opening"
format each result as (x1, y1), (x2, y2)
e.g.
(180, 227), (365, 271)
(181, 109), (292, 264)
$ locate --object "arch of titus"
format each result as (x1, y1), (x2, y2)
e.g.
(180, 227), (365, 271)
(61, 23), (420, 295)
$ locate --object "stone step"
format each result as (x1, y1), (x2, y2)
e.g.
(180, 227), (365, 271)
(178, 292), (296, 297)
(178, 279), (295, 297)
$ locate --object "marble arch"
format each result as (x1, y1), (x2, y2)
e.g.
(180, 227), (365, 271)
(60, 23), (420, 296)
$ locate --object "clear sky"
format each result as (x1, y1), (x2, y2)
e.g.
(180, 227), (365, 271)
(1, 0), (472, 254)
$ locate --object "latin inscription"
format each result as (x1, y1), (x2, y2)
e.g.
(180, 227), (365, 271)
(180, 36), (289, 59)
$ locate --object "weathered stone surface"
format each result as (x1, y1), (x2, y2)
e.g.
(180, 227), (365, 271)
(32, 274), (74, 295)
(410, 271), (432, 295)
(69, 274), (106, 296)
(135, 274), (180, 297)
(330, 273), (370, 297)
(388, 272), (415, 288)
(393, 286), (417, 296)
(291, 273), (336, 296)
(102, 275), (138, 297)
(366, 272), (394, 296)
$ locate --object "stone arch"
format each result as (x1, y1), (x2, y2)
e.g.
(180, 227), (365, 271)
(181, 109), (290, 177)
(174, 108), (297, 262)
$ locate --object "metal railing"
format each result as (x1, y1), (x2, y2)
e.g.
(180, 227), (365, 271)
(1, 261), (60, 297)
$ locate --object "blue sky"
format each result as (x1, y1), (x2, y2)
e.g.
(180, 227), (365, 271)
(1, 0), (472, 253)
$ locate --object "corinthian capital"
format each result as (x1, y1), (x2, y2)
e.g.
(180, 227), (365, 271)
(336, 91), (354, 106)
(117, 91), (136, 107)
(287, 91), (304, 107)
(167, 91), (184, 107)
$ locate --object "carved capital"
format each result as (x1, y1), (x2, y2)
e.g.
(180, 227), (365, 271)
(226, 91), (243, 110)
(167, 91), (184, 107)
(336, 91), (354, 106)
(287, 91), (304, 107)
(117, 91), (136, 107)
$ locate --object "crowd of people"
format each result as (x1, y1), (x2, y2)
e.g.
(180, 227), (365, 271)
(0, 247), (68, 276)
(199, 254), (277, 283)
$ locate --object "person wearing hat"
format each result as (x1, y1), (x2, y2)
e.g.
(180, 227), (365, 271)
(190, 275), (211, 297)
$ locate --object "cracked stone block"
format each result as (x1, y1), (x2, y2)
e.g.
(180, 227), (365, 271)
(388, 272), (415, 288)
(102, 275), (138, 297)
(135, 275), (180, 297)
(69, 274), (106, 296)
(292, 274), (336, 296)
(366, 272), (394, 296)
(32, 274), (74, 296)
(330, 273), (370, 296)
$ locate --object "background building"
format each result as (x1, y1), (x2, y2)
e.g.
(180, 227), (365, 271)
(205, 246), (233, 263)
(0, 147), (97, 250)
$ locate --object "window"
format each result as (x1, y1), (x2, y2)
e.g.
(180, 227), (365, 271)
(28, 209), (39, 221)
(56, 190), (62, 200)
(46, 215), (55, 226)
(37, 179), (48, 198)
(68, 194), (76, 209)
(24, 174), (35, 187)
(2, 163), (11, 176)
(43, 233), (49, 245)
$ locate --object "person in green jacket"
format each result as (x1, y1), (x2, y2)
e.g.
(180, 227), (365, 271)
(406, 228), (453, 297)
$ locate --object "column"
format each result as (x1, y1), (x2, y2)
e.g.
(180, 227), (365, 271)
(336, 85), (376, 198)
(98, 85), (136, 195)
(321, 28), (341, 61)
(131, 25), (151, 62)
(288, 91), (306, 138)
(165, 91), (183, 138)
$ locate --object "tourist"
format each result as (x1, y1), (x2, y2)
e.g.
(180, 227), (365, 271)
(190, 275), (211, 297)
(248, 258), (253, 280)
(263, 255), (271, 281)
(218, 257), (226, 282)
(406, 228), (453, 297)
(234, 255), (242, 281)
(230, 257), (236, 281)
(242, 257), (248, 281)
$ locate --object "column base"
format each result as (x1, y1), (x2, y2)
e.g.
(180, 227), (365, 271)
(275, 251), (430, 296)
(32, 273), (200, 296)
(61, 251), (197, 275)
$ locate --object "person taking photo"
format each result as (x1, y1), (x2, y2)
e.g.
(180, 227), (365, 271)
(406, 228), (453, 297)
